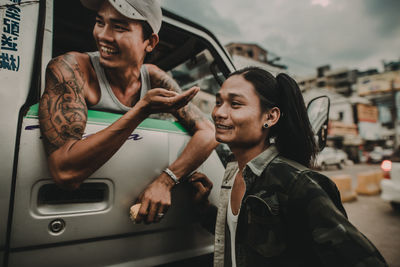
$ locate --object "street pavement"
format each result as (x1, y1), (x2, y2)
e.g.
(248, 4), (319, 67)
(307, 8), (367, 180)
(322, 163), (400, 267)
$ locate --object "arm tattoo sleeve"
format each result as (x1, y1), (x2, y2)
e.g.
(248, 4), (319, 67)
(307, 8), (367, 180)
(175, 103), (207, 134)
(39, 54), (87, 155)
(149, 66), (207, 134)
(149, 66), (182, 94)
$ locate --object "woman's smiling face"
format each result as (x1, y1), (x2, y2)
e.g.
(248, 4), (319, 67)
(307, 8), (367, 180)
(212, 75), (268, 149)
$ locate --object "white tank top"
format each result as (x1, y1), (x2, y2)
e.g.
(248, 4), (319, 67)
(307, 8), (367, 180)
(87, 51), (151, 114)
(227, 170), (240, 267)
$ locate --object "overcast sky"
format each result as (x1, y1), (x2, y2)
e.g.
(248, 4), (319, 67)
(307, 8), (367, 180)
(162, 0), (400, 77)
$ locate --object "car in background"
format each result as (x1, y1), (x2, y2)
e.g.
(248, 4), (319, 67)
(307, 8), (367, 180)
(380, 149), (400, 211)
(368, 146), (384, 163)
(382, 147), (394, 159)
(367, 146), (393, 163)
(316, 147), (347, 170)
(335, 148), (348, 165)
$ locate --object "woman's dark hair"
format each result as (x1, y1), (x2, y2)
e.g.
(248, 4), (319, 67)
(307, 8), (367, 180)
(229, 66), (317, 167)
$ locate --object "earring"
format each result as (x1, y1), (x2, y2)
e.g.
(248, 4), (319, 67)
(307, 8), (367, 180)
(263, 123), (269, 129)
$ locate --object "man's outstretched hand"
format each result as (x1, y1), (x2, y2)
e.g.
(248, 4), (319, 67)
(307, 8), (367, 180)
(140, 86), (199, 115)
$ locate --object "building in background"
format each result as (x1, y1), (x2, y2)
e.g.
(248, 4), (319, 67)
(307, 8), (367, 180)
(225, 42), (268, 63)
(356, 64), (400, 148)
(298, 59), (400, 161)
(298, 74), (317, 92)
(298, 64), (357, 96)
(225, 42), (287, 75)
(325, 68), (358, 96)
(384, 60), (400, 72)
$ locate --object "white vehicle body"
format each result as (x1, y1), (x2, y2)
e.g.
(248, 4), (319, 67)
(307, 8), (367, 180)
(368, 147), (384, 163)
(0, 0), (236, 266)
(335, 149), (348, 164)
(316, 147), (344, 170)
(381, 162), (400, 208)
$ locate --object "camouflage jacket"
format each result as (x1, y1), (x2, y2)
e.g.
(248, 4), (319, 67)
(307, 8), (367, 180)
(212, 146), (387, 267)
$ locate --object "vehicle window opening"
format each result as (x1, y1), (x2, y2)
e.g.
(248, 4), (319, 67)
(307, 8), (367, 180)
(53, 0), (97, 58)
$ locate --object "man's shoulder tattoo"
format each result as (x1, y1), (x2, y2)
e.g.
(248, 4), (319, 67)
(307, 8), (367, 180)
(39, 54), (88, 154)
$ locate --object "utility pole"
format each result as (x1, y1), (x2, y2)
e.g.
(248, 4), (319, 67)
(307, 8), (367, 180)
(391, 79), (399, 148)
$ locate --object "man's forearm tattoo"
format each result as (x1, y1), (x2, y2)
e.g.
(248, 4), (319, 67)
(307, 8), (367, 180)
(39, 54), (87, 154)
(150, 67), (182, 93)
(176, 103), (206, 134)
(150, 68), (207, 134)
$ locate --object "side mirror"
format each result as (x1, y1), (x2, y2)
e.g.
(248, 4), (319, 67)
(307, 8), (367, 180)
(307, 95), (330, 151)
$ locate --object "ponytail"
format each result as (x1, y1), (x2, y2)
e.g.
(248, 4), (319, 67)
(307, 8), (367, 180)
(273, 73), (317, 167)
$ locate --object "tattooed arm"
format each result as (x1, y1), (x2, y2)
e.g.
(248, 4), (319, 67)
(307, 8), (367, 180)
(39, 53), (197, 190)
(39, 54), (88, 156)
(135, 64), (218, 223)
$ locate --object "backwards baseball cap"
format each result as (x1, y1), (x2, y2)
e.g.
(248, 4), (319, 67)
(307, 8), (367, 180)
(80, 0), (162, 34)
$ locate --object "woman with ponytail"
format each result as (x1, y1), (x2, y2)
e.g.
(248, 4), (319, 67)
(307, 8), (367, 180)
(190, 67), (386, 266)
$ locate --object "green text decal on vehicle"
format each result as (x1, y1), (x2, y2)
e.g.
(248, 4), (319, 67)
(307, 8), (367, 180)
(25, 104), (188, 134)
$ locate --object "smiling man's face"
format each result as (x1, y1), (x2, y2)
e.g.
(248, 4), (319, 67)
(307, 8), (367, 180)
(93, 1), (150, 69)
